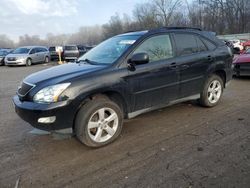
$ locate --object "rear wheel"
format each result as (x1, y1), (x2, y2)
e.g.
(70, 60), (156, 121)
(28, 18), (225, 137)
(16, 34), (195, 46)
(75, 98), (123, 147)
(26, 58), (32, 66)
(199, 74), (223, 107)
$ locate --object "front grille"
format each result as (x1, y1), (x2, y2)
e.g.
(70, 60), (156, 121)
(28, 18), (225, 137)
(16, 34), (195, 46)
(7, 57), (16, 61)
(64, 53), (78, 57)
(17, 82), (35, 96)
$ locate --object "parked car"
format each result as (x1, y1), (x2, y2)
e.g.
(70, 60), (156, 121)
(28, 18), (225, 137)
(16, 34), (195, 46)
(62, 45), (79, 61)
(77, 45), (88, 56)
(13, 27), (233, 147)
(5, 46), (50, 66)
(242, 40), (250, 51)
(0, 49), (13, 65)
(229, 39), (244, 53)
(233, 48), (250, 76)
(77, 45), (93, 56)
(49, 46), (59, 61)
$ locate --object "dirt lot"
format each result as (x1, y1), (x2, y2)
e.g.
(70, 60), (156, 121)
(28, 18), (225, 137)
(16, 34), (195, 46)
(0, 64), (249, 188)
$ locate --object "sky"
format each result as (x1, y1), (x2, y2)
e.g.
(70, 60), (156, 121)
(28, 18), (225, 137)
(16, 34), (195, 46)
(0, 0), (147, 41)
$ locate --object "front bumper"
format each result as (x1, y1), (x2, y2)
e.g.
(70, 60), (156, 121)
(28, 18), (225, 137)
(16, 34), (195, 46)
(233, 63), (250, 76)
(5, 59), (26, 65)
(13, 95), (75, 131)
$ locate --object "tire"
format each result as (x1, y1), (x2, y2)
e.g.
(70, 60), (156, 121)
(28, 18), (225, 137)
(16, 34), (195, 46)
(75, 98), (123, 147)
(199, 74), (224, 107)
(26, 58), (32, 66)
(44, 56), (49, 63)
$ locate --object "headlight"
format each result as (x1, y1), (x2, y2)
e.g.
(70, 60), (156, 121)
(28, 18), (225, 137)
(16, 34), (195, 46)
(17, 56), (26, 60)
(33, 83), (71, 103)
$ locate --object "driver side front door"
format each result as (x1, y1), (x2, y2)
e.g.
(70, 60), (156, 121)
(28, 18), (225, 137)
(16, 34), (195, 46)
(126, 34), (179, 112)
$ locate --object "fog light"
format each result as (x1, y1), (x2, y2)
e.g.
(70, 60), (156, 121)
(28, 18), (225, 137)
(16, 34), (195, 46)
(38, 116), (56, 124)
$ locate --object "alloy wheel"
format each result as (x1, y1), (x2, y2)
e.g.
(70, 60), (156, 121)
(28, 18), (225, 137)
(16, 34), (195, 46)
(207, 80), (222, 104)
(87, 107), (119, 143)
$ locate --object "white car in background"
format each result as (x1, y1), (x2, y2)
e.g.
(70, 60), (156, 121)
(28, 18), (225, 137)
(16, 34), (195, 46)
(229, 39), (244, 51)
(5, 46), (50, 66)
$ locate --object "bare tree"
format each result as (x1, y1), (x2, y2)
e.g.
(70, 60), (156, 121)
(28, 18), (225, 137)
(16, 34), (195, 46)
(154, 0), (182, 26)
(0, 35), (14, 48)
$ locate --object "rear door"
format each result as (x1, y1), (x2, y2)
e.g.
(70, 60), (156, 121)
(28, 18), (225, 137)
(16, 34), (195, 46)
(173, 33), (215, 98)
(126, 34), (179, 111)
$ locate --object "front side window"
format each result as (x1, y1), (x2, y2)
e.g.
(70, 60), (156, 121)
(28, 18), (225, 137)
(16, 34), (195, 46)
(133, 34), (173, 63)
(30, 48), (36, 54)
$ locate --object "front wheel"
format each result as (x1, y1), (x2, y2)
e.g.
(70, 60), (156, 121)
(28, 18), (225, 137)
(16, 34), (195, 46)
(199, 75), (223, 107)
(26, 58), (32, 66)
(75, 98), (123, 147)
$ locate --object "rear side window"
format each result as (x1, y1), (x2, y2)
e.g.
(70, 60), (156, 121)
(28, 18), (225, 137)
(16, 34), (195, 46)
(133, 34), (173, 63)
(174, 33), (199, 56)
(196, 37), (207, 52)
(201, 38), (216, 50)
(37, 48), (43, 52)
(43, 48), (48, 52)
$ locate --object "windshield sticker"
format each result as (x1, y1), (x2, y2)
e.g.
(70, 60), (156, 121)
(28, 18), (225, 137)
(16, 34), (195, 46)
(119, 40), (136, 45)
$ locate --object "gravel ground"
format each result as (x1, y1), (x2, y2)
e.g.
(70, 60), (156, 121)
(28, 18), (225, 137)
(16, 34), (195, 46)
(0, 63), (249, 188)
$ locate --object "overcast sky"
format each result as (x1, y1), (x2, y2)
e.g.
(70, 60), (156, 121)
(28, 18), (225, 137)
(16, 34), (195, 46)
(0, 0), (147, 41)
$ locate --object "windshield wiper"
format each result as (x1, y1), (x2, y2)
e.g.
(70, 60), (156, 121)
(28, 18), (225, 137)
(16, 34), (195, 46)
(76, 58), (98, 65)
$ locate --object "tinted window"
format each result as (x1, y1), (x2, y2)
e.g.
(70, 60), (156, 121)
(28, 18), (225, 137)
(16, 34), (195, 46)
(37, 48), (43, 53)
(42, 48), (48, 52)
(49, 47), (56, 51)
(174, 33), (199, 56)
(133, 34), (173, 63)
(201, 38), (216, 50)
(196, 37), (207, 52)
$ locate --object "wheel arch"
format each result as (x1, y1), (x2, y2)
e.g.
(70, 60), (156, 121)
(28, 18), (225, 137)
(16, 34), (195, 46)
(212, 69), (226, 88)
(72, 90), (128, 132)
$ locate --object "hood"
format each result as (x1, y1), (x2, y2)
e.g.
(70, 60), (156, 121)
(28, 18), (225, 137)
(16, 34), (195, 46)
(233, 54), (250, 64)
(24, 63), (105, 84)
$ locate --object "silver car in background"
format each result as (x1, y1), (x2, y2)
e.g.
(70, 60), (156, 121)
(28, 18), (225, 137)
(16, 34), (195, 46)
(5, 46), (50, 66)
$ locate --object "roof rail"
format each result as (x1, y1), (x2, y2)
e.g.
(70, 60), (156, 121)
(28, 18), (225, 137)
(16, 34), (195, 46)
(150, 27), (202, 32)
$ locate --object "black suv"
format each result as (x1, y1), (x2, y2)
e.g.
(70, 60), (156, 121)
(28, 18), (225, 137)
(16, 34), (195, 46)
(13, 27), (233, 147)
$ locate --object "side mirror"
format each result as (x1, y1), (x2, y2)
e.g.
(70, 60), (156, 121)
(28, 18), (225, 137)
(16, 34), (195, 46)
(129, 53), (149, 65)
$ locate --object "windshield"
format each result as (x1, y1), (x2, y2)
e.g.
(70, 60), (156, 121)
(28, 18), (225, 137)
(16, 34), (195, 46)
(49, 47), (56, 51)
(0, 51), (8, 56)
(65, 46), (77, 51)
(245, 48), (250, 54)
(12, 48), (30, 54)
(78, 35), (141, 65)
